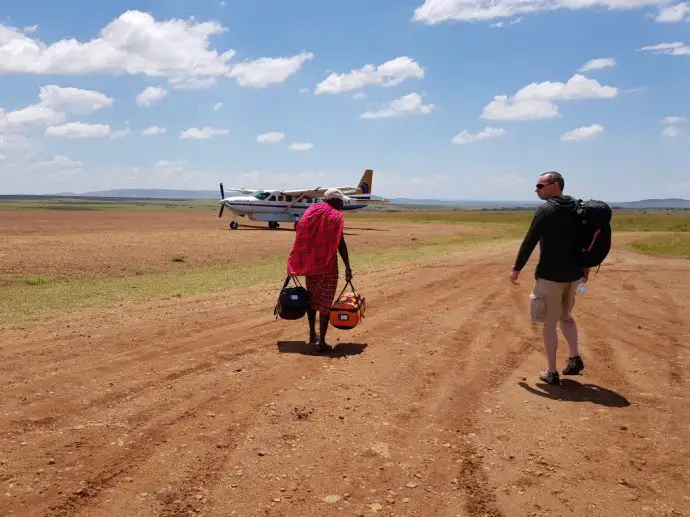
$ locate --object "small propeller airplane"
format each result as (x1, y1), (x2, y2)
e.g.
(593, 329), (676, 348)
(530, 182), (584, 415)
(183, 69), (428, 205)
(217, 169), (388, 230)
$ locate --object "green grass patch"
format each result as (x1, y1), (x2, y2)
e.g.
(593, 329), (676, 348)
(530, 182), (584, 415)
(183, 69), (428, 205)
(0, 231), (517, 325)
(628, 233), (690, 259)
(23, 275), (49, 286)
(353, 209), (690, 232)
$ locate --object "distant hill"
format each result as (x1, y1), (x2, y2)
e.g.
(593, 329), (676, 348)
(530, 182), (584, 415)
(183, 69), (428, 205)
(81, 188), (220, 199)
(616, 198), (690, 209)
(5, 189), (687, 210)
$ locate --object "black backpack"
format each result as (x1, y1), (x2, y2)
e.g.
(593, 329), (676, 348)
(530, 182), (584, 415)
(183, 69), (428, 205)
(573, 199), (612, 269)
(274, 275), (309, 320)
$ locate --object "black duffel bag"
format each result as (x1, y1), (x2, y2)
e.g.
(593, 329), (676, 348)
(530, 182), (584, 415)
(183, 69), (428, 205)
(274, 275), (309, 320)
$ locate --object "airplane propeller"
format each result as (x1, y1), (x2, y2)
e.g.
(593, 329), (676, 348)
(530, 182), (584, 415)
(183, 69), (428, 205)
(218, 182), (225, 218)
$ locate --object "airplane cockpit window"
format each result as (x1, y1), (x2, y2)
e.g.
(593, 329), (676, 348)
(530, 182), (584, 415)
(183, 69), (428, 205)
(268, 195), (276, 201)
(286, 195), (293, 202)
(278, 196), (285, 202)
(254, 191), (270, 200)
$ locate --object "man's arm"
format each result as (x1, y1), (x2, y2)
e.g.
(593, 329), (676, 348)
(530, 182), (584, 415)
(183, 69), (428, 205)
(513, 207), (547, 272)
(338, 234), (352, 281)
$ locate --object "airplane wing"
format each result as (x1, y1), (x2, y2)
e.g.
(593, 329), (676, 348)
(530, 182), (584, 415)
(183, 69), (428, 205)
(280, 186), (359, 197)
(223, 187), (260, 194)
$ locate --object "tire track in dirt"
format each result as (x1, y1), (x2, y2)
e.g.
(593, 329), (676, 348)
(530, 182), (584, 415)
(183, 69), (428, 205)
(74, 254), (500, 517)
(4, 252), (501, 517)
(410, 281), (537, 517)
(190, 251), (513, 516)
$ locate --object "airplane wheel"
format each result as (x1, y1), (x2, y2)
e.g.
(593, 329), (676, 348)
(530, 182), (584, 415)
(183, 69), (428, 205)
(230, 221), (239, 230)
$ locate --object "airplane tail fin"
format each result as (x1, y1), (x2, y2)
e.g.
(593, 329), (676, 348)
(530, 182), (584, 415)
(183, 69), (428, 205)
(357, 169), (373, 195)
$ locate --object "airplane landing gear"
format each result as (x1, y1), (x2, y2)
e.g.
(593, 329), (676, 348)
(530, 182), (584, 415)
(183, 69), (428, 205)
(229, 221), (239, 230)
(268, 221), (280, 230)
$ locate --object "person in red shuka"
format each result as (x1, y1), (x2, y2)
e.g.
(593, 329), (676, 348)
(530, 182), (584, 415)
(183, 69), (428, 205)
(287, 188), (353, 352)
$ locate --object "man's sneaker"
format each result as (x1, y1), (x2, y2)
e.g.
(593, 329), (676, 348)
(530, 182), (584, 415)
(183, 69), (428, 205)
(539, 370), (560, 385)
(562, 356), (584, 375)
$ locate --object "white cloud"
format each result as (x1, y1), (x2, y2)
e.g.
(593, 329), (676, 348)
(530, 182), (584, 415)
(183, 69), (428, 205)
(212, 102), (223, 111)
(38, 85), (114, 114)
(451, 127), (506, 145)
(353, 92), (367, 100)
(42, 155), (83, 174)
(360, 92), (435, 119)
(481, 97), (559, 120)
(4, 104), (66, 128)
(490, 16), (523, 27)
(656, 2), (690, 22)
(561, 124), (604, 141)
(179, 127), (229, 139)
(136, 86), (168, 106)
(111, 128), (131, 139)
(142, 126), (167, 136)
(663, 126), (681, 137)
(0, 11), (312, 88)
(168, 76), (217, 90)
(578, 57), (616, 72)
(661, 116), (685, 124)
(413, 0), (667, 24)
(228, 52), (313, 88)
(1, 85), (113, 131)
(513, 74), (618, 102)
(638, 42), (690, 56)
(315, 57), (424, 94)
(154, 159), (188, 170)
(288, 142), (313, 151)
(257, 132), (285, 143)
(0, 11), (235, 78)
(481, 74), (617, 120)
(45, 122), (111, 139)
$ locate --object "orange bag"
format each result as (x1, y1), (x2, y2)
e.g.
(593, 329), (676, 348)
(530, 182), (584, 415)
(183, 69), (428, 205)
(329, 281), (366, 330)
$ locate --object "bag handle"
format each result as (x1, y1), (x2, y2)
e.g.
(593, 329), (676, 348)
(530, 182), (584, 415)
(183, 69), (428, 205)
(282, 274), (303, 289)
(275, 275), (303, 318)
(335, 278), (356, 302)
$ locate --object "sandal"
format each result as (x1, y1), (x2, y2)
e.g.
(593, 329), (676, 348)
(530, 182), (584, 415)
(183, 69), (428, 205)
(316, 343), (333, 353)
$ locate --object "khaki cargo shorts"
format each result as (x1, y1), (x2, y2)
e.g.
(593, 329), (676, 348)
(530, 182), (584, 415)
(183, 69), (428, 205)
(529, 278), (578, 324)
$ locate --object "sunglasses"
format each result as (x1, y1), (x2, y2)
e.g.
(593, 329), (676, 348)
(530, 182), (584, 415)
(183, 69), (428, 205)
(536, 182), (553, 189)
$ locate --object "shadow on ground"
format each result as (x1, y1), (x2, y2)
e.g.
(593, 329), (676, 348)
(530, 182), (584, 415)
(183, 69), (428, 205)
(518, 379), (631, 408)
(277, 341), (368, 357)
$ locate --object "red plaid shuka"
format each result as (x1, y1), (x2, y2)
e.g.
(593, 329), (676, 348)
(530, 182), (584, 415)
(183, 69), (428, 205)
(287, 202), (344, 314)
(306, 272), (339, 314)
(287, 203), (344, 276)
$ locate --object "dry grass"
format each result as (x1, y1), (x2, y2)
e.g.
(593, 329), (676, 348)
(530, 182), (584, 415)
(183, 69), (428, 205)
(628, 233), (690, 259)
(0, 231), (515, 325)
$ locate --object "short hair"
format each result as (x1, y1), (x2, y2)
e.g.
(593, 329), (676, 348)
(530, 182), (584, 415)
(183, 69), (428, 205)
(541, 171), (564, 191)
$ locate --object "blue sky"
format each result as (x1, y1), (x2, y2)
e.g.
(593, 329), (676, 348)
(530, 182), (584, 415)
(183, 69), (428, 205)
(0, 0), (688, 201)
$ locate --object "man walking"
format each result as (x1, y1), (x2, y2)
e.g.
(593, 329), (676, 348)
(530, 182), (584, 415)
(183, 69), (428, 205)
(510, 171), (588, 385)
(287, 189), (353, 353)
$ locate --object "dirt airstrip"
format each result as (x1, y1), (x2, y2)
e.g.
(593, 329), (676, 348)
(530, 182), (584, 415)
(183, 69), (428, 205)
(0, 210), (689, 517)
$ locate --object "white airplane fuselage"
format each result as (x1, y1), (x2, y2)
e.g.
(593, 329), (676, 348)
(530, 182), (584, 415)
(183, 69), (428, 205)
(221, 193), (369, 226)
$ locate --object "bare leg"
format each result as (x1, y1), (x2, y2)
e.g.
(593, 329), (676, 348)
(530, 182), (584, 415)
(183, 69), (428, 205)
(542, 320), (558, 372)
(559, 317), (579, 357)
(307, 307), (317, 344)
(318, 312), (331, 350)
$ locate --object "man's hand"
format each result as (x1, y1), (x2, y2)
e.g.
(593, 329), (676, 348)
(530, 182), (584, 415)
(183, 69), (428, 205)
(345, 267), (353, 283)
(510, 268), (520, 285)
